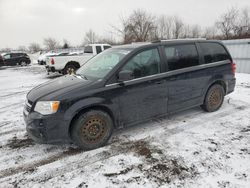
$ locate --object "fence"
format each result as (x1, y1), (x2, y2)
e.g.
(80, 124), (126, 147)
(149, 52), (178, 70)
(223, 39), (250, 74)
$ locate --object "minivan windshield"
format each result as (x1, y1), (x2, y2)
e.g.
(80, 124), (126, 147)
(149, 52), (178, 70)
(76, 48), (131, 79)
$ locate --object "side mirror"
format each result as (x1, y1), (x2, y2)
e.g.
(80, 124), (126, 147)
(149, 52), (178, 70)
(118, 70), (133, 82)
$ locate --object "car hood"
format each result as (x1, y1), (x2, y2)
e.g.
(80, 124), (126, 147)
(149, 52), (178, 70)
(27, 75), (93, 102)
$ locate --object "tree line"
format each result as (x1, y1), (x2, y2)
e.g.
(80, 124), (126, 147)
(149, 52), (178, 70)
(116, 7), (250, 43)
(1, 7), (249, 53)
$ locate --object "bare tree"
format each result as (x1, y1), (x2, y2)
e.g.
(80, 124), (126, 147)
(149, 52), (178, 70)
(83, 29), (98, 45)
(0, 47), (12, 53)
(202, 26), (218, 39)
(112, 9), (156, 43)
(156, 15), (174, 39)
(190, 25), (202, 38)
(98, 34), (119, 45)
(234, 7), (250, 37)
(240, 8), (250, 33)
(128, 9), (156, 42)
(111, 15), (134, 44)
(28, 43), (41, 53)
(216, 8), (239, 39)
(43, 37), (60, 50)
(17, 46), (28, 52)
(180, 24), (189, 38)
(62, 39), (70, 49)
(172, 16), (184, 39)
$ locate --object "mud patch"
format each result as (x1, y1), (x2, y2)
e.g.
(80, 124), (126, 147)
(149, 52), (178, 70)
(241, 126), (250, 133)
(62, 147), (83, 155)
(104, 167), (133, 177)
(76, 181), (88, 188)
(6, 136), (34, 149)
(239, 82), (250, 89)
(112, 140), (162, 159)
(132, 140), (152, 158)
(142, 159), (196, 185)
(234, 105), (248, 111)
(108, 139), (198, 186)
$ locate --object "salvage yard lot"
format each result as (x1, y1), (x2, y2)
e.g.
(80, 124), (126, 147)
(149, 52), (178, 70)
(0, 65), (249, 188)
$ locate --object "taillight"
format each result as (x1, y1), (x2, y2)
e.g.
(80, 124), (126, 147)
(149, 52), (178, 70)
(51, 58), (55, 65)
(232, 61), (236, 75)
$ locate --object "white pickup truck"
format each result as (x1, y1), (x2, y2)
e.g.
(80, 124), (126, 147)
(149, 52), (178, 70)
(45, 44), (111, 74)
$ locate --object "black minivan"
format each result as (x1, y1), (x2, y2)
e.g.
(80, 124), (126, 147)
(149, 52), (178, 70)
(24, 39), (236, 150)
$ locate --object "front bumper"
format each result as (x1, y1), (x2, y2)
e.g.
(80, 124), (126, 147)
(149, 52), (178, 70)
(23, 109), (71, 144)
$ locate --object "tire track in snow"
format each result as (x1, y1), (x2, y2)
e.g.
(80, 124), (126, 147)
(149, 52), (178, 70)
(0, 121), (12, 128)
(0, 140), (138, 184)
(0, 102), (24, 114)
(0, 148), (82, 179)
(0, 128), (25, 137)
(0, 91), (29, 99)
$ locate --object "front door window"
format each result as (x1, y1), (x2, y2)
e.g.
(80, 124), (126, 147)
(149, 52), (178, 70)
(121, 48), (161, 79)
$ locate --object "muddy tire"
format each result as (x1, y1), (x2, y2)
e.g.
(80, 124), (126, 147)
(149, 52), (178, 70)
(63, 64), (77, 75)
(71, 110), (114, 150)
(201, 84), (225, 112)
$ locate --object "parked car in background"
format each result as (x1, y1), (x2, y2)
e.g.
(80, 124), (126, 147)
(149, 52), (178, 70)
(24, 39), (236, 150)
(2, 52), (31, 66)
(45, 44), (111, 74)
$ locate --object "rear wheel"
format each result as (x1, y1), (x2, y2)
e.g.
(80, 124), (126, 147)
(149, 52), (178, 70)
(201, 84), (225, 112)
(63, 64), (77, 75)
(71, 110), (114, 150)
(20, 61), (27, 66)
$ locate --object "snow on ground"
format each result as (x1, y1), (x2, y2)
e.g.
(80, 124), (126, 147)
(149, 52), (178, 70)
(0, 65), (249, 188)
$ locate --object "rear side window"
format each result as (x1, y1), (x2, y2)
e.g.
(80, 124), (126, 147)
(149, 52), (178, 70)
(165, 44), (199, 71)
(11, 53), (19, 58)
(104, 46), (111, 50)
(84, 46), (93, 53)
(96, 46), (102, 54)
(199, 42), (230, 64)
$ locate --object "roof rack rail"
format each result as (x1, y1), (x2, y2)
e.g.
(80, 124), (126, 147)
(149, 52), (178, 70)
(131, 42), (151, 45)
(151, 38), (207, 43)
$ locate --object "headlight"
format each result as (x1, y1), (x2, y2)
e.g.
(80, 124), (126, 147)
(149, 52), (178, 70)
(34, 101), (60, 115)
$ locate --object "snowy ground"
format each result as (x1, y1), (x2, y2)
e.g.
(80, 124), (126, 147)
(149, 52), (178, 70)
(0, 65), (249, 188)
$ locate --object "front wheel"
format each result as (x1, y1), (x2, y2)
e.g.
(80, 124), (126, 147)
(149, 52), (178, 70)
(201, 84), (225, 112)
(71, 110), (114, 150)
(63, 64), (76, 75)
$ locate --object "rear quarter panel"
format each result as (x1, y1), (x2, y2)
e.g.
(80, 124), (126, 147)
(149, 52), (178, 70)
(202, 61), (235, 97)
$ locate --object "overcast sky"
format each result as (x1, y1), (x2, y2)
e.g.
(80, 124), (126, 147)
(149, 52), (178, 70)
(0, 0), (249, 49)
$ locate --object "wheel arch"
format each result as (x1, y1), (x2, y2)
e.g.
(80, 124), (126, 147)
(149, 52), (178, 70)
(68, 104), (115, 138)
(19, 58), (28, 64)
(64, 61), (80, 69)
(203, 79), (227, 102)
